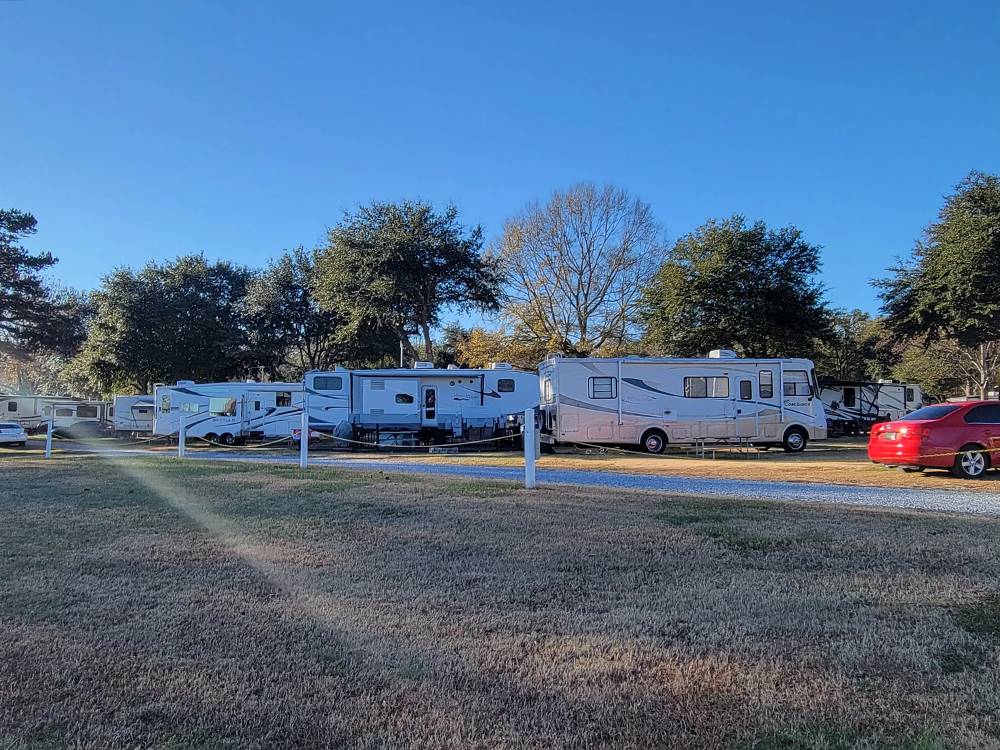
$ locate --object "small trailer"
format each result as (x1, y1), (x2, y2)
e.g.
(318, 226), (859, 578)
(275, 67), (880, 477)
(111, 395), (156, 437)
(538, 351), (828, 453)
(0, 394), (109, 435)
(304, 362), (539, 447)
(153, 381), (304, 444)
(819, 379), (924, 435)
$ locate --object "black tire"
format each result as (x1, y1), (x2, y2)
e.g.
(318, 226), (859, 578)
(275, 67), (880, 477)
(782, 427), (808, 453)
(641, 429), (668, 455)
(220, 433), (236, 446)
(205, 433), (218, 443)
(951, 444), (990, 479)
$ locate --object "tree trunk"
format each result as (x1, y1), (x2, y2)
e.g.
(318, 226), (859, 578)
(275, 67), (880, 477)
(421, 321), (434, 362)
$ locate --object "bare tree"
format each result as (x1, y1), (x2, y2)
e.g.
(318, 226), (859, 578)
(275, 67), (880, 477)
(497, 183), (662, 356)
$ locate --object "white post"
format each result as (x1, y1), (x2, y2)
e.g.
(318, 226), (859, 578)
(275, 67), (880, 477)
(523, 408), (536, 489)
(45, 418), (53, 459)
(299, 406), (309, 469)
(178, 413), (187, 459)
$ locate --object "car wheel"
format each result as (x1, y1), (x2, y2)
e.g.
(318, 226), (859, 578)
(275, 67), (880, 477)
(641, 429), (667, 455)
(952, 445), (990, 479)
(220, 433), (236, 446)
(782, 427), (808, 453)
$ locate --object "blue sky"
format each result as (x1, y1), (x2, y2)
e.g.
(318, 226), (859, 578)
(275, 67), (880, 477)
(3, 0), (998, 319)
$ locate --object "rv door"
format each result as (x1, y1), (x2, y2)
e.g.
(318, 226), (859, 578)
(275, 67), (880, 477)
(421, 386), (437, 426)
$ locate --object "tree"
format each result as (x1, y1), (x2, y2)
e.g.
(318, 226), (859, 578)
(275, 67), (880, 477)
(0, 209), (74, 357)
(642, 215), (831, 358)
(456, 326), (552, 371)
(812, 309), (883, 381)
(497, 183), (661, 356)
(75, 255), (252, 394)
(875, 171), (1000, 397)
(315, 201), (502, 362)
(242, 248), (397, 378)
(433, 323), (472, 368)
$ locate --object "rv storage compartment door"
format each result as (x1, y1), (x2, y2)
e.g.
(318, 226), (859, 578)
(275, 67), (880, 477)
(362, 378), (418, 420)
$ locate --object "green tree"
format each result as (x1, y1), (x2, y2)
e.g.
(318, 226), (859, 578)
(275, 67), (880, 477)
(642, 215), (831, 358)
(875, 171), (1000, 397)
(315, 201), (501, 363)
(75, 255), (251, 393)
(812, 309), (883, 381)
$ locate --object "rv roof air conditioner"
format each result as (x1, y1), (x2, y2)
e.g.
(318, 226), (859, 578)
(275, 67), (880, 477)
(413, 361), (434, 369)
(446, 364), (459, 370)
(707, 349), (738, 359)
(490, 362), (513, 370)
(176, 380), (195, 386)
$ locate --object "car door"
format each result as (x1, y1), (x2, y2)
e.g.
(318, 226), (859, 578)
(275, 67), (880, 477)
(965, 404), (1000, 464)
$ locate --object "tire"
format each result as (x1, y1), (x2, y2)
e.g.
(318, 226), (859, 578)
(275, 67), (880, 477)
(782, 427), (808, 453)
(641, 429), (668, 455)
(220, 433), (236, 446)
(951, 444), (990, 479)
(205, 433), (218, 443)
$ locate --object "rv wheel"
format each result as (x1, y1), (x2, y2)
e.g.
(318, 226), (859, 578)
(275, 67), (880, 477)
(782, 427), (808, 453)
(220, 433), (236, 446)
(641, 429), (667, 455)
(205, 433), (218, 444)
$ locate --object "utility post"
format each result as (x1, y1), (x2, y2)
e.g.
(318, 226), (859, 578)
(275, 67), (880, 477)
(299, 400), (309, 470)
(523, 408), (537, 489)
(44, 417), (53, 459)
(178, 413), (187, 459)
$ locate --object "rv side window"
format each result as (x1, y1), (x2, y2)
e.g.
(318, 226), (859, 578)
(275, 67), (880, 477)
(209, 397), (236, 416)
(55, 408), (73, 417)
(276, 391), (292, 407)
(160, 396), (171, 412)
(138, 407), (151, 415)
(759, 371), (774, 399)
(588, 377), (617, 399)
(6, 402), (16, 412)
(739, 380), (752, 400)
(905, 387), (915, 403)
(253, 401), (262, 411)
(843, 388), (856, 408)
(77, 405), (99, 419)
(783, 370), (812, 397)
(684, 377), (729, 399)
(497, 378), (515, 393)
(314, 376), (343, 391)
(395, 393), (415, 404)
(180, 402), (199, 413)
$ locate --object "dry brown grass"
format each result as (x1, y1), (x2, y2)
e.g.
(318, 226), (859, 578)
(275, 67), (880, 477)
(2, 455), (999, 749)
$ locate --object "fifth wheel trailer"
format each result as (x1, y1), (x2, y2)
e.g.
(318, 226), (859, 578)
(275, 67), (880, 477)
(819, 379), (925, 435)
(111, 395), (156, 437)
(0, 394), (109, 434)
(538, 352), (827, 453)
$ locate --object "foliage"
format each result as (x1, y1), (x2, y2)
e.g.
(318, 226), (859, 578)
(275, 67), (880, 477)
(497, 182), (661, 356)
(315, 201), (502, 362)
(433, 323), (472, 368)
(812, 309), (883, 381)
(455, 326), (552, 370)
(74, 255), (252, 394)
(642, 215), (831, 358)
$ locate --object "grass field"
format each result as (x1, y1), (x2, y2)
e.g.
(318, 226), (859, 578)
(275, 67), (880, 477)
(2, 455), (1000, 749)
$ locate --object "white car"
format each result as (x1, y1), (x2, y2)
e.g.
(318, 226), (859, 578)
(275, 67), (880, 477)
(0, 422), (28, 447)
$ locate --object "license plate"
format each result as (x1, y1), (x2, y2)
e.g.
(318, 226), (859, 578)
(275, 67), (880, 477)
(881, 431), (897, 441)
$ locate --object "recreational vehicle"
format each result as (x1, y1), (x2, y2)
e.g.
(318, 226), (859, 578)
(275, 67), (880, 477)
(820, 380), (924, 435)
(0, 394), (109, 435)
(153, 381), (304, 444)
(538, 352), (827, 453)
(304, 363), (539, 445)
(111, 395), (156, 437)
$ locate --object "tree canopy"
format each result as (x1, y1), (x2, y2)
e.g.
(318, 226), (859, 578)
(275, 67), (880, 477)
(642, 215), (830, 358)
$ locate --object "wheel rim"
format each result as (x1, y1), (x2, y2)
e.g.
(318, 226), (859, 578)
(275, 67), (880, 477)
(962, 450), (986, 476)
(645, 435), (662, 452)
(787, 433), (804, 450)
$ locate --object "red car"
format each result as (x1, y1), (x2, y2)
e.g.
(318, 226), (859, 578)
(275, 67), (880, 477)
(868, 401), (1000, 479)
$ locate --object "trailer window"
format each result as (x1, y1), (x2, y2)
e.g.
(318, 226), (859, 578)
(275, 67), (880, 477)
(180, 402), (199, 413)
(77, 405), (99, 419)
(759, 371), (773, 399)
(905, 387), (915, 403)
(209, 397), (236, 416)
(843, 388), (856, 408)
(588, 377), (617, 399)
(783, 370), (812, 397)
(395, 393), (415, 404)
(684, 376), (729, 399)
(6, 402), (16, 412)
(160, 396), (171, 412)
(276, 391), (292, 407)
(55, 408), (73, 417)
(497, 378), (515, 393)
(137, 407), (152, 415)
(313, 376), (343, 391)
(739, 380), (752, 400)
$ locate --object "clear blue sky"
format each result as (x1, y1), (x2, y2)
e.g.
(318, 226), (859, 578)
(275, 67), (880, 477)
(3, 0), (998, 317)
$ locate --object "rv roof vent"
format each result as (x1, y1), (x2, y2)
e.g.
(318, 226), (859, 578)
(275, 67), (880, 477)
(707, 349), (738, 359)
(413, 361), (434, 369)
(446, 364), (459, 370)
(490, 362), (513, 370)
(176, 380), (194, 386)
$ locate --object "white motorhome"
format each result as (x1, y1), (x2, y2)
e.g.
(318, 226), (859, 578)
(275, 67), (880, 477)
(538, 352), (827, 453)
(112, 395), (156, 437)
(153, 381), (303, 444)
(819, 380), (925, 435)
(0, 394), (109, 434)
(304, 363), (539, 445)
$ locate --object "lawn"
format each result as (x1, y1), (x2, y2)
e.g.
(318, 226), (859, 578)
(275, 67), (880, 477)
(2, 455), (999, 749)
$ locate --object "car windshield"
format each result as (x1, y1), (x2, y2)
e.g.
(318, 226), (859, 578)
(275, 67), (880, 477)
(900, 405), (960, 421)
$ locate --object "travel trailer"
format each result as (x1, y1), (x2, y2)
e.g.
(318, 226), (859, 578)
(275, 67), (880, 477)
(153, 381), (304, 444)
(111, 395), (156, 437)
(819, 380), (925, 435)
(538, 351), (827, 453)
(304, 363), (539, 445)
(0, 394), (109, 435)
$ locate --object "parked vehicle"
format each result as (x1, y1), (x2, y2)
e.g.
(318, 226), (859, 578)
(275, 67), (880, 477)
(0, 421), (28, 446)
(112, 395), (156, 437)
(153, 381), (303, 444)
(304, 362), (538, 446)
(820, 379), (924, 435)
(868, 401), (1000, 478)
(0, 394), (110, 435)
(539, 351), (827, 453)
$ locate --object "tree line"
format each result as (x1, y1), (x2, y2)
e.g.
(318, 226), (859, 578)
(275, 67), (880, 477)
(2, 170), (998, 398)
